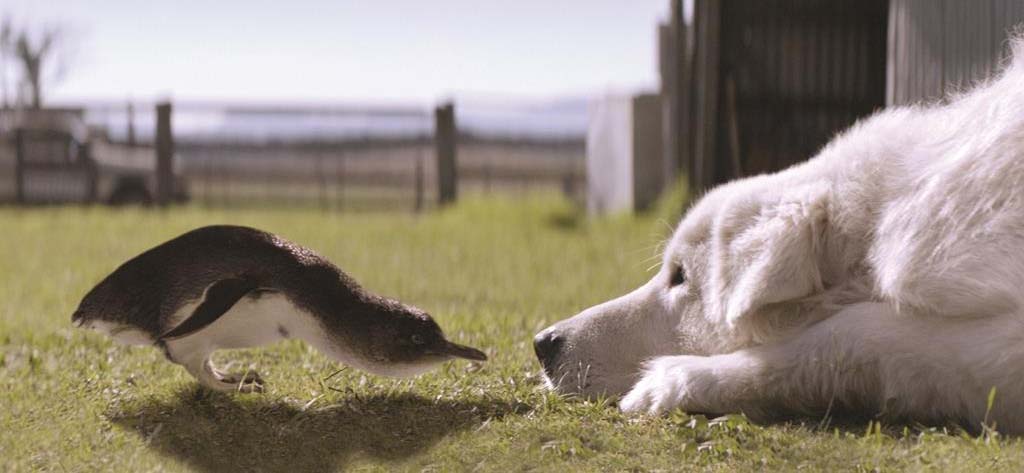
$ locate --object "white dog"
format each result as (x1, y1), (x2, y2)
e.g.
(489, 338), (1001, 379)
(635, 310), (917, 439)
(535, 39), (1024, 433)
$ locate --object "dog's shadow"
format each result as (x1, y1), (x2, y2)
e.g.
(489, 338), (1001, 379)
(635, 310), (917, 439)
(109, 387), (519, 472)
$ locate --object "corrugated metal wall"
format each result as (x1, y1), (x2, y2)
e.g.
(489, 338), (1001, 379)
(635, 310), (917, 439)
(720, 0), (889, 180)
(679, 0), (889, 192)
(887, 0), (1024, 105)
(670, 0), (1024, 195)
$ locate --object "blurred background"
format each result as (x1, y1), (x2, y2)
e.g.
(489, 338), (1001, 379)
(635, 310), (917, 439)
(1, 0), (1023, 213)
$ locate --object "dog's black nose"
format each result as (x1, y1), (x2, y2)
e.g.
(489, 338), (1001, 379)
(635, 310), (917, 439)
(533, 328), (564, 368)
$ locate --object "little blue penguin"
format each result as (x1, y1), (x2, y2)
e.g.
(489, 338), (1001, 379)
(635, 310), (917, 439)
(72, 225), (487, 392)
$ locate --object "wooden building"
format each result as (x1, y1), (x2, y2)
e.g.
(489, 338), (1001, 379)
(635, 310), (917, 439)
(887, 0), (1024, 105)
(663, 0), (1024, 195)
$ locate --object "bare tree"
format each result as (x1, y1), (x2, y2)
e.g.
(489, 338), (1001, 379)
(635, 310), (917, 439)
(0, 18), (10, 108)
(14, 26), (63, 109)
(0, 19), (73, 110)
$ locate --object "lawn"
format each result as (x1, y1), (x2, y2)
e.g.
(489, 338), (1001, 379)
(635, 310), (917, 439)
(2, 191), (1022, 472)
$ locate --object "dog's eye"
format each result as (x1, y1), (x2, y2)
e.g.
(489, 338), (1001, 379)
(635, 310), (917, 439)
(669, 265), (686, 287)
(411, 334), (425, 345)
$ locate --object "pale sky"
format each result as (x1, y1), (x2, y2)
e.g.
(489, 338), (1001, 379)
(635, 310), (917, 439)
(2, 0), (671, 106)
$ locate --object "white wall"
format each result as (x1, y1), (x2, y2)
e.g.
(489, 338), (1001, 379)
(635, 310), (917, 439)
(587, 95), (634, 214)
(586, 93), (664, 215)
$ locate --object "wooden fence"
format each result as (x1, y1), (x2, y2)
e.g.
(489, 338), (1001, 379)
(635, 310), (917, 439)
(1, 104), (586, 209)
(175, 134), (584, 211)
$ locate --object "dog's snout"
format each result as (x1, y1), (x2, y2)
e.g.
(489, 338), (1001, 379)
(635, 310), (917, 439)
(533, 328), (564, 368)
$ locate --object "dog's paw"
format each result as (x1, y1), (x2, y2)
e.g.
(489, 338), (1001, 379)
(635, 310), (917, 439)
(620, 355), (709, 415)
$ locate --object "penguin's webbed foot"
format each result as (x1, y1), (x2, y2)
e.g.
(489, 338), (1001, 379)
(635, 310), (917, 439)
(217, 371), (265, 393)
(172, 349), (268, 394)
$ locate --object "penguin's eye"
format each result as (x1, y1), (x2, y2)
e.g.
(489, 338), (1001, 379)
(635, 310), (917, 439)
(669, 264), (686, 287)
(411, 334), (425, 345)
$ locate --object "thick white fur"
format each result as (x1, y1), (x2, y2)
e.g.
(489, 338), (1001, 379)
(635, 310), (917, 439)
(540, 39), (1024, 432)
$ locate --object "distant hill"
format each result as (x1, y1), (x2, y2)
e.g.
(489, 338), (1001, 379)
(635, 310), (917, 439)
(76, 97), (591, 143)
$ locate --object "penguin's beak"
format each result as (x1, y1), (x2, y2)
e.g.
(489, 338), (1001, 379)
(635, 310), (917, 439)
(441, 341), (488, 361)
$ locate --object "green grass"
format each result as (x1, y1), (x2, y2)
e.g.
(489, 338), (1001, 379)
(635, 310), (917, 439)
(2, 190), (1022, 472)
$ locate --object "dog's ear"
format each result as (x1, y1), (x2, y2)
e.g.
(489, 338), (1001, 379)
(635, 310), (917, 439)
(711, 185), (829, 327)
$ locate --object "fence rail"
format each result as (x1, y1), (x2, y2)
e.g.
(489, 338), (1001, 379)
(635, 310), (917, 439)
(1, 103), (586, 210)
(175, 136), (583, 211)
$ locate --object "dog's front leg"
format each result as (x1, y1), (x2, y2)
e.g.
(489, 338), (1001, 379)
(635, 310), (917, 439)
(619, 337), (860, 420)
(620, 302), (915, 420)
(619, 351), (775, 418)
(620, 301), (1006, 426)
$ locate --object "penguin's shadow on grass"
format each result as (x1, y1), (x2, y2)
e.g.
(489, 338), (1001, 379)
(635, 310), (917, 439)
(110, 387), (521, 472)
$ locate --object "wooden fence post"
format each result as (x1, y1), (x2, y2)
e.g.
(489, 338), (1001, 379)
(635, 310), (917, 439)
(414, 145), (425, 212)
(316, 155), (326, 211)
(83, 140), (99, 203)
(691, 0), (721, 195)
(155, 101), (174, 206)
(675, 0), (694, 193)
(660, 0), (694, 203)
(14, 128), (24, 204)
(659, 21), (678, 189)
(435, 102), (457, 205)
(127, 101), (136, 147)
(338, 151), (346, 210)
(203, 153), (211, 207)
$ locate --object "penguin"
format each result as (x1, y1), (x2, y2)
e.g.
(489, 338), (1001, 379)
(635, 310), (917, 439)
(72, 225), (487, 393)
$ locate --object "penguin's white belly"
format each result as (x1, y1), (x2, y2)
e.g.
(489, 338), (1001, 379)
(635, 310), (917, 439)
(162, 292), (377, 378)
(90, 320), (154, 346)
(174, 293), (321, 350)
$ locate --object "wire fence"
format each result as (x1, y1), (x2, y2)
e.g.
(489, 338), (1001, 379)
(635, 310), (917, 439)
(1, 103), (586, 210)
(176, 136), (584, 211)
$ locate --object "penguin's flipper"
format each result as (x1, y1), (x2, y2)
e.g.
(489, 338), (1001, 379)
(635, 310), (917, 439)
(160, 277), (263, 340)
